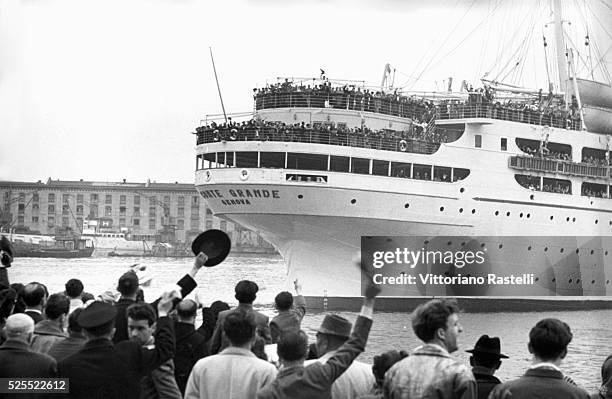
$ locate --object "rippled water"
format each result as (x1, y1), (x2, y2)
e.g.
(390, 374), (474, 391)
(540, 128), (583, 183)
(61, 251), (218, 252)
(7, 255), (612, 393)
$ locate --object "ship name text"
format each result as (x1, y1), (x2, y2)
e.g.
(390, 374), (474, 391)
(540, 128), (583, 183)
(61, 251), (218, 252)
(200, 188), (280, 206)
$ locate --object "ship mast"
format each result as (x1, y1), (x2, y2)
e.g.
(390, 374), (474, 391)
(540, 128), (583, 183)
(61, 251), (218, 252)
(553, 0), (569, 98)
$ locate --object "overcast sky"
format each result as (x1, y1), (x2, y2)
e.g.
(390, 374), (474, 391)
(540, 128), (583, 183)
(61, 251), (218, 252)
(1, 0), (610, 183)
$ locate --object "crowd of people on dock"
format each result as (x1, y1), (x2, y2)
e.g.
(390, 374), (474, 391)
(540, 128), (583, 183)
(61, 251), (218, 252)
(1, 235), (611, 399)
(252, 79), (582, 131)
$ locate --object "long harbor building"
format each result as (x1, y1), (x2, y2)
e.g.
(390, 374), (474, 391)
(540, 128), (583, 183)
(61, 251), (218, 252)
(0, 178), (275, 255)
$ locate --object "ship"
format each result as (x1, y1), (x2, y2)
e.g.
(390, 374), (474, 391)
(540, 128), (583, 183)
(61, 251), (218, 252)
(81, 219), (156, 256)
(9, 232), (94, 259)
(193, 1), (612, 311)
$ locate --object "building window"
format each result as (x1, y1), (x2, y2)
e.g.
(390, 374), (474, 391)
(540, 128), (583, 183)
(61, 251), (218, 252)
(134, 195), (140, 205)
(105, 206), (112, 217)
(90, 194), (98, 204)
(32, 204), (39, 212)
(120, 195), (126, 205)
(119, 206), (126, 216)
(177, 219), (184, 230)
(134, 218), (140, 227)
(149, 196), (156, 206)
(63, 194), (70, 204)
(190, 219), (199, 230)
(76, 205), (83, 215)
(205, 220), (213, 230)
(48, 193), (55, 203)
(192, 196), (198, 206)
(178, 196), (185, 206)
(62, 217), (69, 227)
(178, 207), (184, 217)
(32, 193), (39, 202)
(48, 216), (55, 227)
(89, 205), (98, 218)
(206, 208), (213, 216)
(119, 218), (126, 227)
(149, 207), (156, 217)
(18, 204), (25, 214)
(134, 207), (140, 217)
(17, 216), (24, 226)
(32, 216), (39, 224)
(76, 217), (83, 228)
(48, 205), (55, 213)
(18, 193), (25, 202)
(77, 194), (83, 204)
(475, 134), (482, 148)
(62, 205), (69, 215)
(105, 195), (112, 204)
(149, 219), (156, 229)
(163, 196), (170, 204)
(501, 138), (507, 151)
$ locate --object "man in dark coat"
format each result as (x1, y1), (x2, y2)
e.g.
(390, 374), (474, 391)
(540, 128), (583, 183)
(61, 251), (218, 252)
(48, 308), (86, 362)
(174, 299), (209, 395)
(466, 335), (508, 399)
(0, 313), (57, 378)
(22, 282), (48, 324)
(270, 279), (306, 344)
(210, 280), (271, 354)
(58, 291), (176, 399)
(113, 255), (205, 343)
(491, 318), (589, 399)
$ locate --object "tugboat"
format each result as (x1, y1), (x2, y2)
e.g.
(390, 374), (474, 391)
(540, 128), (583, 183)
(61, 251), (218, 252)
(9, 230), (94, 258)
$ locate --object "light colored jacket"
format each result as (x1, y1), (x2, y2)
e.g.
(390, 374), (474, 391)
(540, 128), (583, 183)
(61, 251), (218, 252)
(270, 295), (307, 343)
(185, 347), (277, 399)
(306, 352), (374, 399)
(31, 319), (68, 355)
(384, 344), (476, 399)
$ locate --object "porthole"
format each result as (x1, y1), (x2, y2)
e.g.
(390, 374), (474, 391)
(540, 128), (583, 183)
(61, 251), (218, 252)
(386, 238), (393, 242)
(575, 249), (579, 254)
(298, 194), (303, 199)
(591, 280), (596, 284)
(351, 199), (356, 204)
(552, 278), (556, 282)
(526, 214), (531, 218)
(495, 211), (499, 216)
(550, 216), (554, 220)
(528, 246), (532, 251)
(440, 206), (444, 212)
(535, 277), (539, 282)
(595, 220), (599, 224)
(506, 212), (511, 217)
(572, 217), (576, 222)
(459, 208), (463, 213)
(498, 244), (503, 249)
(569, 279), (572, 283)
(606, 251), (609, 256)
(544, 247), (548, 252)
(480, 243), (486, 248)
(591, 250), (594, 255)
(461, 242), (466, 246)
(566, 217), (570, 222)
(607, 280), (610, 284)
(530, 194), (534, 200)
(560, 248), (564, 253)
(460, 188), (465, 193)
(404, 203), (410, 208)
(471, 209), (476, 214)
(576, 279), (581, 284)
(519, 213), (524, 218)
(424, 240), (429, 245)
(447, 241), (452, 246)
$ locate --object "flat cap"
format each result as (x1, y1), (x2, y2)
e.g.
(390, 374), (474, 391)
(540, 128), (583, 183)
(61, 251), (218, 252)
(77, 301), (117, 329)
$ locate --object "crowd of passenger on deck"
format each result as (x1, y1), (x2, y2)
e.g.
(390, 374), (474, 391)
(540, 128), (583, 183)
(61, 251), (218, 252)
(252, 79), (582, 131)
(1, 234), (611, 399)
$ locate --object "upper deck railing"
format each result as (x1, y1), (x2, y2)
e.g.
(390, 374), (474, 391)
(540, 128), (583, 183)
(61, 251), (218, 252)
(509, 155), (610, 179)
(195, 124), (444, 155)
(254, 91), (582, 131)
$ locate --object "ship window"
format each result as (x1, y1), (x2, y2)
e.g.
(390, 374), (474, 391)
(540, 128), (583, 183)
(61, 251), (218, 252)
(582, 147), (607, 165)
(235, 151), (258, 168)
(149, 219), (156, 229)
(216, 152), (227, 168)
(434, 166), (452, 182)
(203, 153), (216, 168)
(453, 168), (470, 181)
(515, 174), (540, 190)
(330, 156), (349, 172)
(542, 177), (571, 194)
(196, 155), (203, 170)
(226, 152), (234, 167)
(501, 138), (507, 151)
(351, 158), (370, 175)
(373, 160), (390, 176)
(260, 152), (286, 168)
(391, 162), (411, 178)
(475, 135), (482, 148)
(582, 182), (607, 198)
(413, 164), (431, 180)
(287, 153), (328, 171)
(516, 138), (571, 159)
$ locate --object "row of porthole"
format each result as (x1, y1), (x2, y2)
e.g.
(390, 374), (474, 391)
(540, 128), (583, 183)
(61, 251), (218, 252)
(297, 196), (612, 226)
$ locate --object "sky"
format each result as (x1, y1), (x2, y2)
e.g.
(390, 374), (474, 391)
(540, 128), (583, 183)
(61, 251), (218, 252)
(0, 0), (610, 184)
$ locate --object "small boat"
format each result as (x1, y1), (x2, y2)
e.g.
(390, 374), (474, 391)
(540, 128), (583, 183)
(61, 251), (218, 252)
(11, 233), (94, 259)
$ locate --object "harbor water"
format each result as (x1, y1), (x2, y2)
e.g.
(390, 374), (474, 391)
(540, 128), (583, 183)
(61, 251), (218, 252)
(7, 255), (612, 392)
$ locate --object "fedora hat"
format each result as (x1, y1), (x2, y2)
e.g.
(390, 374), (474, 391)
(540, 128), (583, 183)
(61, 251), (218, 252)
(466, 335), (509, 358)
(191, 229), (231, 267)
(317, 314), (352, 339)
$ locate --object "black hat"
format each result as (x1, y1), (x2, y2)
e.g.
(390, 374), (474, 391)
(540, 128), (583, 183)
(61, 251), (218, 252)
(191, 229), (231, 267)
(77, 301), (117, 329)
(466, 335), (509, 358)
(0, 235), (14, 268)
(317, 314), (352, 339)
